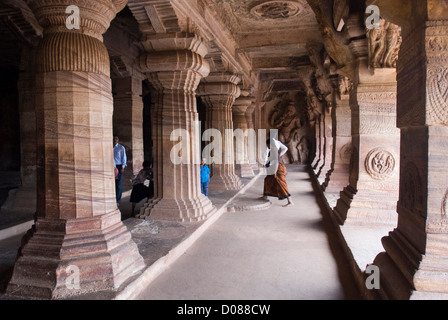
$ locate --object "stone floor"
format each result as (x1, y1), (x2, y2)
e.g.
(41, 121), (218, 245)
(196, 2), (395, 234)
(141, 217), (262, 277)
(0, 165), (363, 300)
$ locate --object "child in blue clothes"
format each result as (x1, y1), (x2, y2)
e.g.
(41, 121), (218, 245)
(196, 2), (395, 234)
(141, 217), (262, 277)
(200, 158), (211, 197)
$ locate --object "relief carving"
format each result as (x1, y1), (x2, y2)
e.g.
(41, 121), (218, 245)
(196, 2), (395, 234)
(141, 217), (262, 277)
(365, 148), (396, 180)
(297, 137), (310, 164)
(338, 76), (353, 97)
(269, 100), (304, 163)
(339, 143), (351, 164)
(442, 189), (448, 217)
(250, 1), (302, 20)
(427, 65), (448, 126)
(367, 19), (402, 70)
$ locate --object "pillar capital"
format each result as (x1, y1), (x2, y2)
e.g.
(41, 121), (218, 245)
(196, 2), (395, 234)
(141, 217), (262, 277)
(139, 34), (210, 91)
(30, 0), (124, 76)
(232, 96), (253, 115)
(27, 0), (126, 39)
(197, 72), (242, 99)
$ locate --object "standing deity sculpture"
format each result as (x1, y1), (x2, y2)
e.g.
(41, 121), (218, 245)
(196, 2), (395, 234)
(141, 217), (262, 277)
(269, 101), (303, 163)
(367, 19), (402, 70)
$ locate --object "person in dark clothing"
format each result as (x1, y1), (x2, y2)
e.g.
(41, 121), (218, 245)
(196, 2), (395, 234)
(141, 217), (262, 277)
(130, 160), (154, 215)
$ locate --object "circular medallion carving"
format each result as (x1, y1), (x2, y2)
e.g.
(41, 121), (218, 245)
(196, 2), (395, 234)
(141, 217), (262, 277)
(442, 189), (448, 217)
(339, 143), (352, 164)
(365, 148), (396, 180)
(250, 1), (303, 19)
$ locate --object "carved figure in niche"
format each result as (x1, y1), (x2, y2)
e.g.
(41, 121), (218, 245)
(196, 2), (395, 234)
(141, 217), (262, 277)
(305, 94), (322, 125)
(288, 131), (304, 164)
(269, 101), (302, 163)
(297, 137), (310, 164)
(338, 76), (352, 97)
(367, 19), (402, 69)
(339, 143), (351, 164)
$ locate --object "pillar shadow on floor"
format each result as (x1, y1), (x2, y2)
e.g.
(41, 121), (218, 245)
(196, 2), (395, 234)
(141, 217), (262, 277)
(307, 166), (363, 300)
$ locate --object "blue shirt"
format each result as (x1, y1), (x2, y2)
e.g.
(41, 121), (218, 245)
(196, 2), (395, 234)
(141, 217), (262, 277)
(114, 143), (127, 168)
(200, 164), (210, 183)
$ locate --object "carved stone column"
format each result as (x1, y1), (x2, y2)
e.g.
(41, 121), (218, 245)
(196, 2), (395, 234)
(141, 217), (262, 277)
(368, 0), (448, 299)
(6, 0), (145, 299)
(198, 73), (243, 191)
(245, 102), (259, 171)
(112, 73), (145, 179)
(232, 94), (255, 178)
(136, 33), (216, 222)
(7, 46), (37, 213)
(322, 76), (352, 208)
(333, 60), (400, 227)
(317, 103), (333, 183)
(311, 114), (323, 171)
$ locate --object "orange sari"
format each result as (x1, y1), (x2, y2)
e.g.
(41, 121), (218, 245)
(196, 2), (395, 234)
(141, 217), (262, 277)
(263, 163), (291, 200)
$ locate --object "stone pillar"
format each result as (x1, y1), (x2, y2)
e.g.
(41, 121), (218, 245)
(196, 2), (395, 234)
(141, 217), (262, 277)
(232, 95), (255, 178)
(312, 113), (325, 174)
(369, 0), (448, 299)
(317, 103), (333, 183)
(198, 73), (243, 191)
(112, 74), (145, 184)
(6, 0), (145, 299)
(245, 102), (259, 170)
(136, 33), (216, 222)
(333, 60), (400, 227)
(7, 46), (37, 213)
(322, 77), (352, 208)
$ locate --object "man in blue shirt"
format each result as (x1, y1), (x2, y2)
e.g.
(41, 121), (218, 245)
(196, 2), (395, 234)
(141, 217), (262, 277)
(114, 136), (127, 205)
(200, 158), (210, 197)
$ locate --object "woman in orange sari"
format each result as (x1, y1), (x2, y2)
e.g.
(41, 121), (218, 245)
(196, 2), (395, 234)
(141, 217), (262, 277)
(259, 137), (294, 207)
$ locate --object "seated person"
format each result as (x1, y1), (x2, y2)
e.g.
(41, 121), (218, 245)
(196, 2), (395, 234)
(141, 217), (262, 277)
(130, 160), (154, 215)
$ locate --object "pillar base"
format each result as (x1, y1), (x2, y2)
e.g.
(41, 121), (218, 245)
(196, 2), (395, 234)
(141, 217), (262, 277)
(6, 209), (145, 299)
(371, 228), (422, 300)
(334, 186), (398, 226)
(209, 173), (243, 191)
(137, 195), (216, 222)
(322, 163), (349, 193)
(237, 164), (255, 178)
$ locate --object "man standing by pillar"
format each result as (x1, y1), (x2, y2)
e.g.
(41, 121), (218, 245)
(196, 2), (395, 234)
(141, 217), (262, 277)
(114, 136), (127, 205)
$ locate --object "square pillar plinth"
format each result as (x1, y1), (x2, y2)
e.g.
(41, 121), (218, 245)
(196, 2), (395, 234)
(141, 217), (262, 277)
(334, 66), (400, 227)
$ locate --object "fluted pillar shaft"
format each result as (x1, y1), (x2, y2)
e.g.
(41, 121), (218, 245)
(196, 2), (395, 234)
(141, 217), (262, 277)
(198, 73), (243, 191)
(245, 102), (258, 170)
(136, 33), (215, 222)
(6, 0), (145, 299)
(232, 95), (255, 178)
